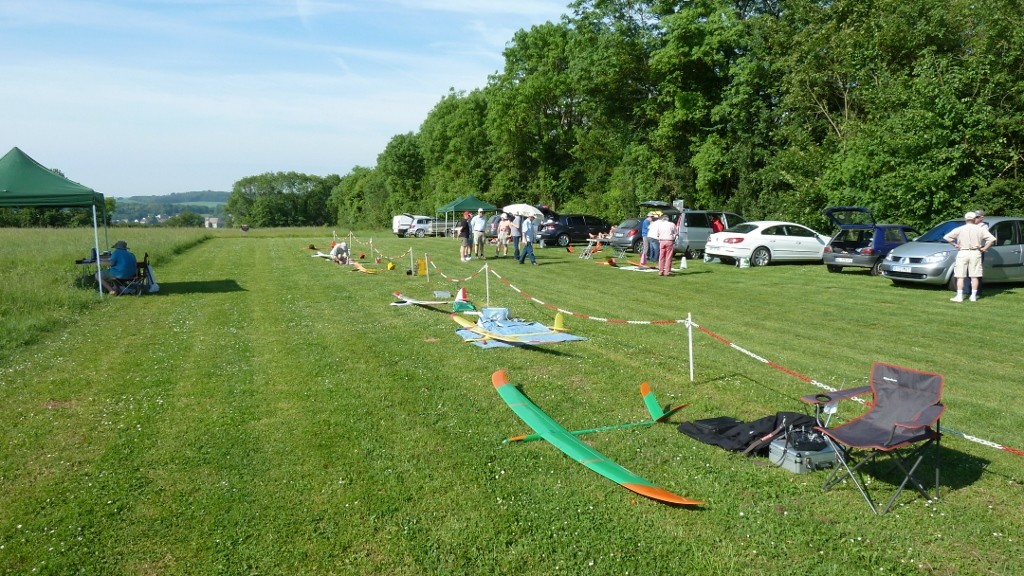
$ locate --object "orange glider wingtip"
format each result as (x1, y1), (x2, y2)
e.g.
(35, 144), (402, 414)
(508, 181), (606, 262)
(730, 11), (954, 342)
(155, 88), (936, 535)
(623, 483), (702, 506)
(491, 369), (509, 388)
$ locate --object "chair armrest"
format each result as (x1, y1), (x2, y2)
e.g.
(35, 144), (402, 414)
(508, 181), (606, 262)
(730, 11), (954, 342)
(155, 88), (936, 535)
(895, 403), (946, 429)
(800, 386), (871, 405)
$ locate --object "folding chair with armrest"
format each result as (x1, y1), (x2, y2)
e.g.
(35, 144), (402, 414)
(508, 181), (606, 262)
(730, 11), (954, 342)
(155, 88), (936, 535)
(801, 362), (945, 514)
(112, 252), (150, 296)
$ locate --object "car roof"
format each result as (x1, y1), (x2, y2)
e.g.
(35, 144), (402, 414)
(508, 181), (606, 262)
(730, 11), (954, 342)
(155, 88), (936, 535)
(740, 220), (807, 227)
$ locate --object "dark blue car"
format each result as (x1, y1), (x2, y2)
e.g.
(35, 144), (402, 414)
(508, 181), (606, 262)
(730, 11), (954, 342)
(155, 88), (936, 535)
(822, 207), (919, 276)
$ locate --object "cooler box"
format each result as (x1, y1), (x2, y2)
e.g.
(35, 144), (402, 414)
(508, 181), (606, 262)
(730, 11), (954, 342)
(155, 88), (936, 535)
(769, 436), (838, 474)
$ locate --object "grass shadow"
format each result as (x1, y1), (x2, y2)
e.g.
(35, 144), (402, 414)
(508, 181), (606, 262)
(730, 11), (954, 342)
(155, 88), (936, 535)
(837, 443), (987, 495)
(155, 279), (247, 294)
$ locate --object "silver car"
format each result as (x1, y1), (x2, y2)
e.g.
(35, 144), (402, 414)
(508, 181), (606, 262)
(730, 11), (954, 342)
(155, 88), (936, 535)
(880, 216), (1024, 290)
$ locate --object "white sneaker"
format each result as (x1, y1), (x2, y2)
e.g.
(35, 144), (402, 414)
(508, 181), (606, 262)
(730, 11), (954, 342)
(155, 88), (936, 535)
(950, 295), (963, 303)
(969, 294), (978, 302)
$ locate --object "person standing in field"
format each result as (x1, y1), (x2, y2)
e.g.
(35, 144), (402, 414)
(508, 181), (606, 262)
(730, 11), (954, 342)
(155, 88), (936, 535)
(518, 213), (538, 265)
(944, 211), (996, 302)
(510, 214), (523, 260)
(639, 212), (654, 265)
(456, 211), (473, 261)
(496, 214), (512, 257)
(471, 208), (488, 259)
(648, 212), (678, 276)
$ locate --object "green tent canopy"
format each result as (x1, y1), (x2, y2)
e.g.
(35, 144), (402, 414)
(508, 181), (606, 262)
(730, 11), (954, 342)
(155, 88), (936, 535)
(0, 147), (109, 297)
(0, 147), (105, 209)
(436, 194), (496, 214)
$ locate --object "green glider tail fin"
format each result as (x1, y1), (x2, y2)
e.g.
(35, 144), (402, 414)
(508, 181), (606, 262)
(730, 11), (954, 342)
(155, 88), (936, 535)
(640, 382), (688, 422)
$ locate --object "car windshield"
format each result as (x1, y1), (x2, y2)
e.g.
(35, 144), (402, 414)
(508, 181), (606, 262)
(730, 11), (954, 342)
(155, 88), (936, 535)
(617, 218), (640, 229)
(725, 223), (759, 234)
(917, 220), (961, 242)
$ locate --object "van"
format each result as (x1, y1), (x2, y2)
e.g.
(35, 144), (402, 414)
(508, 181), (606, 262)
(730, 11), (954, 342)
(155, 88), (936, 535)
(607, 201), (745, 257)
(392, 213), (438, 237)
(392, 213), (415, 236)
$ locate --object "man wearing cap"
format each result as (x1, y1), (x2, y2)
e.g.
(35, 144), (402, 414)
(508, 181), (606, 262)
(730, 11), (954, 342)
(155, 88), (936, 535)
(638, 212), (655, 265)
(518, 213), (538, 265)
(99, 240), (138, 295)
(471, 208), (488, 259)
(648, 212), (679, 276)
(943, 211), (996, 302)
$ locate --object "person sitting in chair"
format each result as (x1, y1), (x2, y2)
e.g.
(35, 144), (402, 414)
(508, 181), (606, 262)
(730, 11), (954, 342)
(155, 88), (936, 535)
(99, 240), (138, 295)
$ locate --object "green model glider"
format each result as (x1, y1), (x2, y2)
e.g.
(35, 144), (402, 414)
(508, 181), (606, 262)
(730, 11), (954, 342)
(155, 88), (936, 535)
(492, 369), (702, 506)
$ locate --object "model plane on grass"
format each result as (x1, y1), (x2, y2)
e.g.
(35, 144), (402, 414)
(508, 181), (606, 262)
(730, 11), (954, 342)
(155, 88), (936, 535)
(391, 291), (452, 307)
(351, 262), (378, 274)
(392, 289), (476, 312)
(451, 311), (585, 347)
(492, 369), (702, 506)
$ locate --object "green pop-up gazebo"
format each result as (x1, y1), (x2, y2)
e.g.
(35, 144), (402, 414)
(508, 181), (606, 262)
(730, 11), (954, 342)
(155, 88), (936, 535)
(436, 194), (497, 233)
(0, 147), (109, 297)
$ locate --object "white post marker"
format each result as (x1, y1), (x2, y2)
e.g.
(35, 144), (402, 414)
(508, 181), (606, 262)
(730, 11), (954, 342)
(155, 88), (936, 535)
(687, 312), (694, 382)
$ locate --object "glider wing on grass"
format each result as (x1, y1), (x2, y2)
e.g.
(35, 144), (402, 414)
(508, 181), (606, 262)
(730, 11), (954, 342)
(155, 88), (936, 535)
(492, 369), (702, 506)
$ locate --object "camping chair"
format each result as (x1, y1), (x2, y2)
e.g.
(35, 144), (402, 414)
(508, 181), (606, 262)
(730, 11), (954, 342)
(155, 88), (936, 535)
(113, 252), (150, 296)
(801, 362), (945, 514)
(579, 239), (603, 259)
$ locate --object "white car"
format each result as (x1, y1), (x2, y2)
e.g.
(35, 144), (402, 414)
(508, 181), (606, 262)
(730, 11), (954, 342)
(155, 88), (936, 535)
(705, 221), (830, 266)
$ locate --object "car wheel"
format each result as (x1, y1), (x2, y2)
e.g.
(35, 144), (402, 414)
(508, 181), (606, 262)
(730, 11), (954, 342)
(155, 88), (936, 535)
(870, 259), (883, 276)
(415, 229), (425, 238)
(750, 247), (771, 267)
(947, 275), (958, 291)
(826, 264), (842, 273)
(557, 234), (570, 247)
(631, 238), (643, 253)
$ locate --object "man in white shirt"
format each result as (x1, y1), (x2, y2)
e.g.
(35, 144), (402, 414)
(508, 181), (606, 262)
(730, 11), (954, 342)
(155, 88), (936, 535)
(648, 212), (678, 276)
(943, 211), (996, 302)
(470, 208), (488, 259)
(518, 213), (538, 265)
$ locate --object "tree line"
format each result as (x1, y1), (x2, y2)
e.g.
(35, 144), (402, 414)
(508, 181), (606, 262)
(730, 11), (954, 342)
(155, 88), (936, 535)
(229, 0), (1024, 232)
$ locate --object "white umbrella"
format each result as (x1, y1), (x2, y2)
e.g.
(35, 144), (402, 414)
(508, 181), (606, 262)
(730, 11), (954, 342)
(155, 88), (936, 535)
(503, 203), (543, 218)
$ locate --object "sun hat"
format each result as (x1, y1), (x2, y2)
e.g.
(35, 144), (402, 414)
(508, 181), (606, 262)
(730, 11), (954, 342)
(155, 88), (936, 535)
(477, 208), (484, 213)
(112, 240), (128, 249)
(964, 211), (977, 220)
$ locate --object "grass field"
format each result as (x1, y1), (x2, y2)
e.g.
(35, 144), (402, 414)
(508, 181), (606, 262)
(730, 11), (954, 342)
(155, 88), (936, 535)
(1, 227), (1022, 575)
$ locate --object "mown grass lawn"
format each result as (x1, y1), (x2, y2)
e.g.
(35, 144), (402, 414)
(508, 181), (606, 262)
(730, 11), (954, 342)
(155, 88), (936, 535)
(1, 227), (1022, 575)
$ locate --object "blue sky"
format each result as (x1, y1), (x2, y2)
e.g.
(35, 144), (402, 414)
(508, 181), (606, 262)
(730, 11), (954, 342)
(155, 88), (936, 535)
(0, 0), (569, 197)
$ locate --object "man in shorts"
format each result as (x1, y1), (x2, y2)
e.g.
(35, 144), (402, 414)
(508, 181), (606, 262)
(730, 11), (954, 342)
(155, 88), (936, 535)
(943, 211), (996, 302)
(457, 211), (473, 261)
(471, 208), (488, 259)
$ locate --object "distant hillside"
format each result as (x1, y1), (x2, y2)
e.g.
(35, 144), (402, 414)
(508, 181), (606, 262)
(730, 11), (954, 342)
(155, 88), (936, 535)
(114, 190), (229, 223)
(119, 191), (230, 205)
